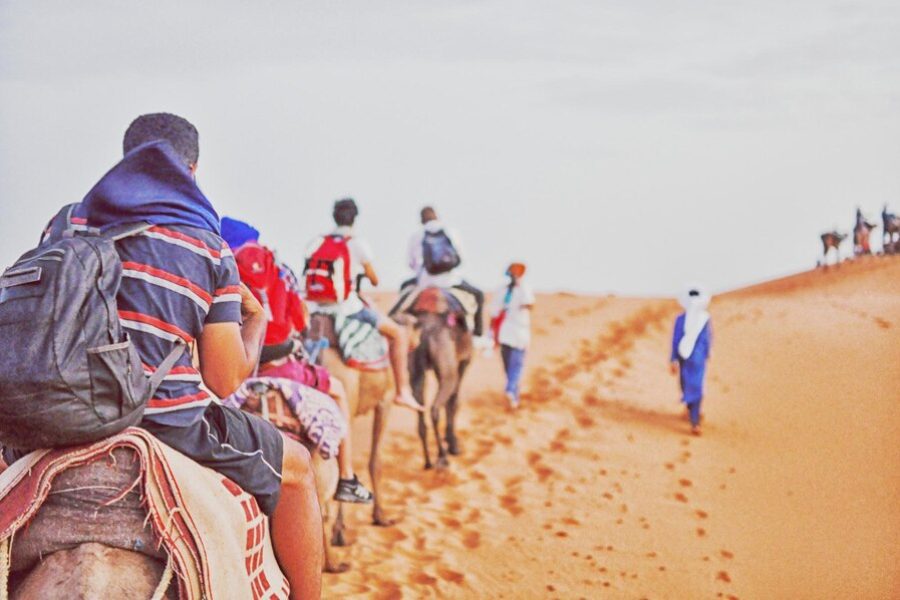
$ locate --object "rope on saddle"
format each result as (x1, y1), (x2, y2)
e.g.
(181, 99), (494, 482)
(0, 537), (9, 600)
(150, 557), (174, 600)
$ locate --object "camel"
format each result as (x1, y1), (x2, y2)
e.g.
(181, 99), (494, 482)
(853, 208), (877, 256)
(407, 288), (474, 470)
(239, 385), (344, 574)
(305, 313), (418, 552)
(882, 205), (900, 254)
(6, 448), (175, 599)
(819, 230), (847, 267)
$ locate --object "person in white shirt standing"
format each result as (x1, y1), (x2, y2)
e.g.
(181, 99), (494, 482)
(405, 206), (485, 336)
(489, 262), (535, 409)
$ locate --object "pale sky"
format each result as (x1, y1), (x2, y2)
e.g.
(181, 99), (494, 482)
(1, 1), (898, 296)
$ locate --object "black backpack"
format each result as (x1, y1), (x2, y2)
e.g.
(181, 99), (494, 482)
(422, 229), (461, 275)
(0, 222), (184, 451)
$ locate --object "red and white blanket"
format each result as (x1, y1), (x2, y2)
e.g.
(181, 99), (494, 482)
(0, 428), (289, 599)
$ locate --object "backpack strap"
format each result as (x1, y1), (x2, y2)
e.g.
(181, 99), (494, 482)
(103, 221), (153, 242)
(147, 341), (188, 398)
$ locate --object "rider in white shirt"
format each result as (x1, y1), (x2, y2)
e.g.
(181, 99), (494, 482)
(305, 198), (421, 412)
(404, 207), (485, 336)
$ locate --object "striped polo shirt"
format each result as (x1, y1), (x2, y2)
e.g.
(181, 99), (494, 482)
(115, 224), (242, 426)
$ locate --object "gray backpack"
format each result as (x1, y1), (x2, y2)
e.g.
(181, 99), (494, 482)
(0, 222), (184, 450)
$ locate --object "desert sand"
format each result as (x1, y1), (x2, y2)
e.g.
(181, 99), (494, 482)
(324, 256), (900, 599)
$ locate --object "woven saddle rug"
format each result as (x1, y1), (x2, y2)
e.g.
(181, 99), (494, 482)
(0, 428), (288, 600)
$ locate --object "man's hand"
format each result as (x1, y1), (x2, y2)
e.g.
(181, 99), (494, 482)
(669, 361), (679, 376)
(239, 283), (265, 320)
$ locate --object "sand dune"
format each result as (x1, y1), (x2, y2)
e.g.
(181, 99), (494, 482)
(324, 257), (900, 598)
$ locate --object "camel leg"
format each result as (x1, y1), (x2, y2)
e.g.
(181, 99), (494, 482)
(445, 359), (470, 456)
(331, 502), (347, 547)
(370, 401), (396, 526)
(410, 346), (432, 469)
(431, 369), (459, 470)
(314, 456), (349, 573)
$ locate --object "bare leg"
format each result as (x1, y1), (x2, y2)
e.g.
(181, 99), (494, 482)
(378, 317), (422, 412)
(271, 434), (323, 600)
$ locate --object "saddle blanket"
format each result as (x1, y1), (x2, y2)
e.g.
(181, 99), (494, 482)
(224, 377), (347, 460)
(0, 428), (289, 600)
(311, 306), (390, 371)
(392, 284), (479, 330)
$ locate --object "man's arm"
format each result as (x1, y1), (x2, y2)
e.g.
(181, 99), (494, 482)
(362, 262), (380, 287)
(198, 284), (266, 398)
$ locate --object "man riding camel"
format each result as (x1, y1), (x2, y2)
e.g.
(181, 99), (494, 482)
(221, 216), (374, 504)
(396, 206), (485, 337)
(304, 198), (421, 412)
(14, 114), (324, 598)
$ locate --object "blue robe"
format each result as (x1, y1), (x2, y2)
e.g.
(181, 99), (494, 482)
(671, 313), (712, 405)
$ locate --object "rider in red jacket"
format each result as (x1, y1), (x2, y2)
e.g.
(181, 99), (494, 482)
(226, 219), (373, 504)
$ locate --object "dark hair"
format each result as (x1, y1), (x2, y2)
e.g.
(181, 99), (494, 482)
(688, 289), (700, 297)
(420, 206), (437, 224)
(123, 113), (199, 167)
(333, 198), (358, 226)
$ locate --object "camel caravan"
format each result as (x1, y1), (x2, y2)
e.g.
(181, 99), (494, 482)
(819, 205), (900, 267)
(0, 114), (497, 599)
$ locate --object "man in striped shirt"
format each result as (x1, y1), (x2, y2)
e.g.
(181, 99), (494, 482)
(44, 114), (323, 598)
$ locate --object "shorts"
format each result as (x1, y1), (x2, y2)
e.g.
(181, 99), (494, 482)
(142, 403), (284, 516)
(350, 306), (382, 328)
(260, 357), (332, 394)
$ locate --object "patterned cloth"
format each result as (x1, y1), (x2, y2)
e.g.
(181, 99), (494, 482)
(0, 429), (289, 600)
(223, 378), (347, 460)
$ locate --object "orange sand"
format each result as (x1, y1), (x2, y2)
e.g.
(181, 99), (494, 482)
(324, 257), (900, 598)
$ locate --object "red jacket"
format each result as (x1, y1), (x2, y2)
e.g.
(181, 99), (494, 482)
(233, 243), (306, 345)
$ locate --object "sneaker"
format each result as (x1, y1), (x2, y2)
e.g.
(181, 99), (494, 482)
(334, 476), (373, 504)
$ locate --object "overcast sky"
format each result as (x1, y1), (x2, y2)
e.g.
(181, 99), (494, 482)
(1, 1), (898, 296)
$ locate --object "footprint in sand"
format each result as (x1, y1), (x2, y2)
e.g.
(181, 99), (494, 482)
(696, 509), (708, 519)
(373, 582), (403, 600)
(575, 412), (596, 428)
(716, 571), (732, 583)
(500, 494), (524, 516)
(720, 550), (734, 559)
(411, 570), (438, 587)
(679, 478), (693, 487)
(437, 567), (465, 585)
(697, 528), (707, 537)
(466, 508), (481, 524)
(674, 492), (689, 503)
(562, 516), (581, 526)
(462, 530), (481, 549)
(440, 516), (462, 528)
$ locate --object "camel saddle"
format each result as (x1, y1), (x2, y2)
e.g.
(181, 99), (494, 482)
(0, 428), (289, 599)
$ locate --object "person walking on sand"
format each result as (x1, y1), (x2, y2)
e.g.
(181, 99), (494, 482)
(490, 263), (534, 409)
(670, 286), (713, 435)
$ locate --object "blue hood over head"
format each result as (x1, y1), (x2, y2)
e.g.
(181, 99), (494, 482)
(220, 217), (260, 250)
(81, 141), (220, 234)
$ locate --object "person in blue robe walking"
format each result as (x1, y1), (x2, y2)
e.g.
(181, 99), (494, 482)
(670, 286), (713, 435)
